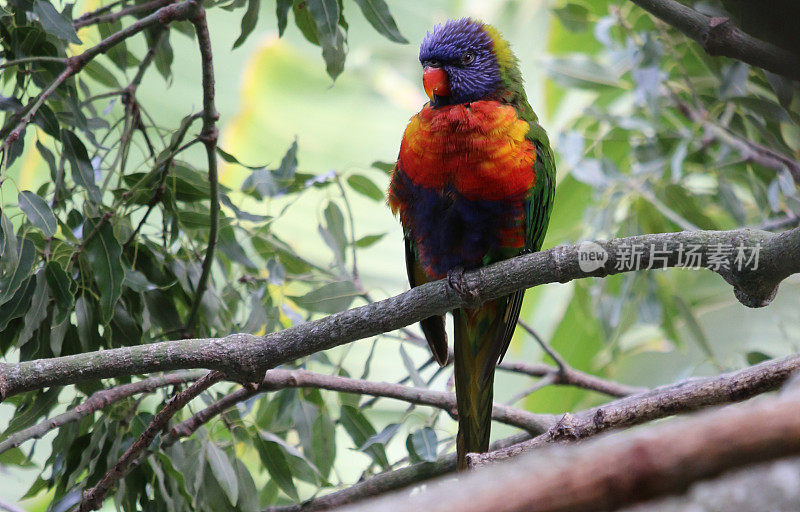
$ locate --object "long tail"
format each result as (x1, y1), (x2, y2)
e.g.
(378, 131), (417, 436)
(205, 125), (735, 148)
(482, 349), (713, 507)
(453, 306), (498, 470)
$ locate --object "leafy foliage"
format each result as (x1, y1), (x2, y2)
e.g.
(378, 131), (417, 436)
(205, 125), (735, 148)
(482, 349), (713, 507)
(0, 0), (798, 509)
(0, 0), (407, 508)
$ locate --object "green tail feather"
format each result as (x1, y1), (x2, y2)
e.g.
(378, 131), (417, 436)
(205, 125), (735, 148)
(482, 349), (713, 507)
(453, 305), (500, 470)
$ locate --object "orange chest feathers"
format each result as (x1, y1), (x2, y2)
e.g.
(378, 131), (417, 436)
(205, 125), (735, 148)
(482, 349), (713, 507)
(396, 100), (536, 201)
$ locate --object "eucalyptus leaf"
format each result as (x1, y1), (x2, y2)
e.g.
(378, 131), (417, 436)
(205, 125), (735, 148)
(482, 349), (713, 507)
(33, 0), (80, 43)
(18, 190), (57, 237)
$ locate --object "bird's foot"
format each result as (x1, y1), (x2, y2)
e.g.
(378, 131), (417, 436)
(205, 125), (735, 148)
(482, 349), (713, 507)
(447, 267), (480, 308)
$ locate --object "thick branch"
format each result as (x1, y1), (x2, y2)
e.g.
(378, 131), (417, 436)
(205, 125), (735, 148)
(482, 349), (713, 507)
(618, 456), (800, 512)
(0, 370), (205, 455)
(0, 227), (797, 399)
(267, 355), (800, 511)
(469, 353), (800, 467)
(79, 371), (223, 511)
(628, 0), (800, 81)
(334, 386), (800, 512)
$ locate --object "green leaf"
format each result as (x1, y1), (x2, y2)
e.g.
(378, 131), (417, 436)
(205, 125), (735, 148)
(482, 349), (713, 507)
(321, 201), (347, 265)
(547, 56), (618, 89)
(407, 427), (437, 462)
(347, 174), (384, 202)
(0, 274), (37, 333)
(18, 190), (57, 237)
(371, 160), (394, 175)
(0, 237), (35, 309)
(17, 271), (50, 347)
(0, 213), (18, 273)
(354, 233), (385, 248)
(61, 129), (101, 202)
(339, 405), (389, 468)
(216, 147), (265, 170)
(83, 217), (123, 324)
(352, 0), (407, 43)
(34, 105), (60, 139)
(83, 60), (121, 89)
(205, 442), (238, 506)
(0, 446), (35, 467)
(233, 0), (260, 48)
(553, 2), (591, 32)
(746, 351), (772, 365)
(254, 434), (299, 502)
(305, 0), (345, 79)
(311, 410), (336, 479)
(399, 344), (425, 388)
(218, 225), (258, 268)
(360, 422), (400, 452)
(33, 0), (81, 44)
(45, 262), (75, 324)
(276, 0), (292, 36)
(289, 280), (359, 314)
(292, 0), (320, 45)
(234, 460), (259, 512)
(74, 294), (95, 351)
(2, 388), (60, 438)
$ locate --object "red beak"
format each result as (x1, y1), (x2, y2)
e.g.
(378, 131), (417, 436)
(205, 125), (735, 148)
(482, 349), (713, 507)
(423, 67), (450, 100)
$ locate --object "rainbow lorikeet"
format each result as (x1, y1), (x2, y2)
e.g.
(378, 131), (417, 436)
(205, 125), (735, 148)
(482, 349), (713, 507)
(388, 18), (555, 469)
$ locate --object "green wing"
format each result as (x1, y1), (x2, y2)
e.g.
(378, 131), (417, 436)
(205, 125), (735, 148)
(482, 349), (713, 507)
(490, 121), (556, 369)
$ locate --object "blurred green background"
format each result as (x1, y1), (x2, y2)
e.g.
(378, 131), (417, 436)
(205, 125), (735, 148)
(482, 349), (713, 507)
(2, 0), (800, 509)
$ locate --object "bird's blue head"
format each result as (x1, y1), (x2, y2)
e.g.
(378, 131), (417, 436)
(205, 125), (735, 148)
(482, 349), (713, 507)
(419, 18), (514, 107)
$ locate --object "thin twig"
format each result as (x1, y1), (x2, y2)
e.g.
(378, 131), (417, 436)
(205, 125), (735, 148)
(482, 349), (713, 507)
(166, 369), (554, 445)
(0, 0), (197, 155)
(0, 371), (205, 455)
(79, 370), (223, 511)
(183, 5), (219, 336)
(0, 56), (67, 69)
(73, 0), (176, 29)
(516, 320), (567, 371)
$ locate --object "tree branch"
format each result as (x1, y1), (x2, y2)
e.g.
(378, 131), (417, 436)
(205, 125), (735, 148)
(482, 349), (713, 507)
(628, 0), (800, 81)
(516, 320), (645, 398)
(618, 456), (800, 512)
(469, 353), (800, 467)
(0, 370), (205, 456)
(333, 384), (800, 512)
(0, 0), (197, 155)
(267, 355), (800, 511)
(72, 0), (176, 29)
(184, 5), (219, 336)
(79, 371), (223, 511)
(165, 369), (553, 445)
(0, 226), (797, 400)
(671, 94), (800, 184)
(262, 433), (533, 512)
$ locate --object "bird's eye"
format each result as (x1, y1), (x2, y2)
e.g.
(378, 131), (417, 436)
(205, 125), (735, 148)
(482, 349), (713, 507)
(461, 51), (476, 65)
(426, 59), (442, 68)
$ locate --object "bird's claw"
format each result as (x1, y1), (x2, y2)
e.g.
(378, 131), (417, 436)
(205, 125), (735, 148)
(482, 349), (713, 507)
(447, 267), (480, 307)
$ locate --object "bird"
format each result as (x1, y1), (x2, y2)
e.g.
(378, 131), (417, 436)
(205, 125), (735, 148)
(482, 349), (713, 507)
(388, 18), (555, 469)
